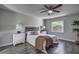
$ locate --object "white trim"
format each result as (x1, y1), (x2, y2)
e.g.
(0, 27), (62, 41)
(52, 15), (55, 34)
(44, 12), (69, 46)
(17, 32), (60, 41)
(58, 37), (76, 42)
(0, 42), (12, 47)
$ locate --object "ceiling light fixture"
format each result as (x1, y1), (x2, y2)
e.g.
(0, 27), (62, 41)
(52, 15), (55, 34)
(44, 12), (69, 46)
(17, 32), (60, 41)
(48, 10), (52, 14)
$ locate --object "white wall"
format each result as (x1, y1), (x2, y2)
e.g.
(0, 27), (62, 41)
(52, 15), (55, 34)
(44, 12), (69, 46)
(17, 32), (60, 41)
(44, 14), (79, 42)
(0, 8), (43, 47)
(16, 14), (43, 27)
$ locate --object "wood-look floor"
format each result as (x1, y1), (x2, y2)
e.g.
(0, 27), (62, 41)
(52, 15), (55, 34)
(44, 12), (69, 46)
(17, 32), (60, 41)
(0, 43), (44, 54)
(0, 40), (79, 54)
(47, 40), (79, 54)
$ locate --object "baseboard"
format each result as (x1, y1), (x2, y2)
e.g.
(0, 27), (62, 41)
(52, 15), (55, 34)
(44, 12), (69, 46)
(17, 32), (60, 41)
(58, 37), (76, 43)
(0, 42), (13, 47)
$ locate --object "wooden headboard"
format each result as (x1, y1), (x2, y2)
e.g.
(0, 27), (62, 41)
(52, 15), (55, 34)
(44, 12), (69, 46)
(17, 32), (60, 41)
(25, 27), (39, 42)
(25, 27), (39, 32)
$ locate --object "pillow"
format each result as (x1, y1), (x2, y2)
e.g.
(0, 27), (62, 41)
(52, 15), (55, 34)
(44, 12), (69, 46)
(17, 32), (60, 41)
(31, 31), (38, 35)
(27, 31), (31, 35)
(40, 31), (47, 34)
(27, 31), (40, 35)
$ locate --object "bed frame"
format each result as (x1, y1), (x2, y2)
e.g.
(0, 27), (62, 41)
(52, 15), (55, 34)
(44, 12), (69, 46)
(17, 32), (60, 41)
(25, 27), (39, 42)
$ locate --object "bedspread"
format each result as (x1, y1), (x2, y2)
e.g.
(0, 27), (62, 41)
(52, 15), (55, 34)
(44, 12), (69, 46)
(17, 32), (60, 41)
(35, 36), (53, 51)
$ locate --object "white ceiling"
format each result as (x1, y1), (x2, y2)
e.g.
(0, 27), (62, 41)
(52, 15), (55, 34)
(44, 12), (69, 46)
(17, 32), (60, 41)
(1, 4), (79, 19)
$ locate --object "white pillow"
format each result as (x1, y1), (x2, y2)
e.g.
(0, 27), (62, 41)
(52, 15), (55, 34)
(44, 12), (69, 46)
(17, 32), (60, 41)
(27, 31), (40, 35)
(40, 31), (47, 34)
(27, 31), (31, 35)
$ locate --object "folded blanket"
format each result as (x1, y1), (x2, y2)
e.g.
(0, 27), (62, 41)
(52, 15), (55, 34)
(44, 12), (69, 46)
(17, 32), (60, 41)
(35, 36), (53, 52)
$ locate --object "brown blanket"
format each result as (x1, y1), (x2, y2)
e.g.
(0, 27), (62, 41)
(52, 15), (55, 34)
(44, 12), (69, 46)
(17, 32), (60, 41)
(35, 36), (53, 51)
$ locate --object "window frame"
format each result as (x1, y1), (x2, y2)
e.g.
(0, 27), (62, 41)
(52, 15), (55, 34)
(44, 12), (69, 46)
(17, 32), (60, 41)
(51, 20), (64, 33)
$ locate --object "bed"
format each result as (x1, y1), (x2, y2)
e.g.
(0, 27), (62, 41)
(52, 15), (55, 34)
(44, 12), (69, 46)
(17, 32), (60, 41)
(25, 27), (58, 53)
(26, 31), (58, 53)
(27, 33), (57, 46)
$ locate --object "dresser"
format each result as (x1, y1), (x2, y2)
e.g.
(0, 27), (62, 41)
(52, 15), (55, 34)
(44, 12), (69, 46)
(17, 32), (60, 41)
(13, 33), (25, 46)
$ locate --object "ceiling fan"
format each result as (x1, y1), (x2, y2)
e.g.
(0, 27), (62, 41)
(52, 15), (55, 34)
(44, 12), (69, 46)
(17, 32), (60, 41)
(40, 4), (62, 15)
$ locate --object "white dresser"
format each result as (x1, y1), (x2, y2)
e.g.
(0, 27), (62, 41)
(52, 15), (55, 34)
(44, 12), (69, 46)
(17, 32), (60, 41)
(13, 33), (25, 46)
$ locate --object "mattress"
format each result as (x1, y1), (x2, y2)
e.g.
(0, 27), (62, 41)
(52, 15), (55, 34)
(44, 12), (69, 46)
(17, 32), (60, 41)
(27, 34), (58, 47)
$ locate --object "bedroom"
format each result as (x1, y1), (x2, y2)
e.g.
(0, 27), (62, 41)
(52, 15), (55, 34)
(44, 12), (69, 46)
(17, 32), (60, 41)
(0, 4), (79, 54)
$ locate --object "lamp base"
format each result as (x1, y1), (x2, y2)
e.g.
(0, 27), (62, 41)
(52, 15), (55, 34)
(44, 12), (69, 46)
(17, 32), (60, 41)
(75, 41), (79, 45)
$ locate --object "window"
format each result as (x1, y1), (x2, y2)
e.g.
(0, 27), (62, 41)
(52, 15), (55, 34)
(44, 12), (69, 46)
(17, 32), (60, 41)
(51, 21), (64, 32)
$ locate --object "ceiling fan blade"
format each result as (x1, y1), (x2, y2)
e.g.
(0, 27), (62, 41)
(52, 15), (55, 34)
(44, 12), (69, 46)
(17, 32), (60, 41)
(53, 10), (60, 13)
(49, 5), (53, 10)
(53, 4), (62, 9)
(40, 10), (48, 13)
(44, 5), (49, 9)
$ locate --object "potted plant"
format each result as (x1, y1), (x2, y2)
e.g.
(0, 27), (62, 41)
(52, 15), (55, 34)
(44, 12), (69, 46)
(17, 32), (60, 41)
(72, 20), (79, 44)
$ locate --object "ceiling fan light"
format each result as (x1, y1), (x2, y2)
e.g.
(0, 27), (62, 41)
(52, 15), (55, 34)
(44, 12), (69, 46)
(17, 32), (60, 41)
(48, 10), (52, 13)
